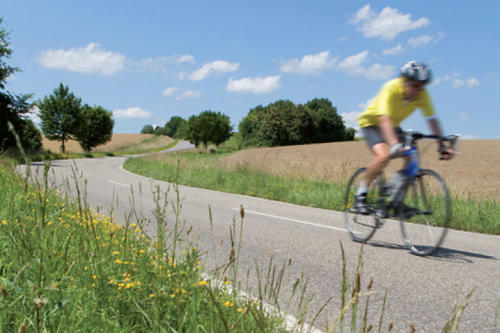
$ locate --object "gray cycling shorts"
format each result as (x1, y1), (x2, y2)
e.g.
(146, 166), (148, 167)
(361, 126), (404, 148)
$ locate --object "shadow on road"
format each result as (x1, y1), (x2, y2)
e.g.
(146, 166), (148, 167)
(367, 241), (497, 263)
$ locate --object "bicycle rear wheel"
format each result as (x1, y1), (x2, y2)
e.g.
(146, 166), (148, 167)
(344, 168), (383, 242)
(399, 169), (450, 256)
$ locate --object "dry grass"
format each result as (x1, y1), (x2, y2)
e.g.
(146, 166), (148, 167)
(221, 140), (500, 202)
(42, 134), (174, 153)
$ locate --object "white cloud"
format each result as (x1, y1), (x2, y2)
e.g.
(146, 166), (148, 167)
(453, 77), (479, 88)
(408, 32), (446, 47)
(281, 51), (338, 75)
(338, 51), (394, 80)
(433, 74), (453, 86)
(342, 98), (373, 130)
(383, 44), (403, 55)
(175, 90), (201, 100)
(134, 54), (195, 72)
(341, 111), (362, 130)
(350, 5), (429, 40)
(175, 55), (195, 63)
(189, 60), (239, 81)
(23, 106), (41, 125)
(357, 98), (374, 110)
(162, 87), (178, 96)
(227, 75), (281, 93)
(37, 43), (125, 75)
(113, 107), (152, 119)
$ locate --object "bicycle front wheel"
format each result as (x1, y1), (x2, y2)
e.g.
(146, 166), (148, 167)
(344, 167), (382, 243)
(399, 169), (451, 256)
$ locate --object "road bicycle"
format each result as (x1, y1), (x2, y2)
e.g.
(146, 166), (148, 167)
(344, 131), (460, 256)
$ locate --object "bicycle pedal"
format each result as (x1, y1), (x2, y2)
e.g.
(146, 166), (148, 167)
(375, 208), (388, 219)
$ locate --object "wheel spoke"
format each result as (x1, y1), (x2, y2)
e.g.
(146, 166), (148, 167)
(344, 168), (383, 243)
(399, 170), (450, 256)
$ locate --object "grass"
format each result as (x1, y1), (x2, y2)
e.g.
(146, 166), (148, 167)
(123, 148), (499, 235)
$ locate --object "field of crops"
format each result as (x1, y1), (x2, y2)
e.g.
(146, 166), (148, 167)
(42, 134), (174, 153)
(221, 139), (500, 202)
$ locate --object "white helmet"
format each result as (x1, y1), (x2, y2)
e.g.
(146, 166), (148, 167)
(400, 61), (432, 84)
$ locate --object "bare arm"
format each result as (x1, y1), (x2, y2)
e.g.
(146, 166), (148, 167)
(427, 117), (443, 137)
(379, 115), (399, 147)
(427, 117), (454, 160)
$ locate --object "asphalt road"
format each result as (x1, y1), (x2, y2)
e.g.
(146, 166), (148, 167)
(21, 141), (499, 332)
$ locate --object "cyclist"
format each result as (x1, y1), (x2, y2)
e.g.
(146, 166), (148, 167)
(355, 61), (455, 214)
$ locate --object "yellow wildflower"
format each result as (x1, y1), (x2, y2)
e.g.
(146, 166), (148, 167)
(198, 281), (208, 287)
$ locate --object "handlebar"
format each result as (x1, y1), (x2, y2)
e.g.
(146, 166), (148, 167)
(389, 130), (460, 159)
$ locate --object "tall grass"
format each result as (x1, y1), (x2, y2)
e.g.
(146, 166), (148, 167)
(123, 153), (499, 235)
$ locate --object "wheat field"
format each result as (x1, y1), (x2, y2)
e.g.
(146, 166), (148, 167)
(42, 134), (174, 154)
(221, 140), (500, 202)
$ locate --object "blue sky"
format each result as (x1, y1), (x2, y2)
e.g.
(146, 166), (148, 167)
(3, 1), (499, 139)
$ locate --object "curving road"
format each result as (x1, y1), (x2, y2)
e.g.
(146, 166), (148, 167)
(21, 141), (499, 332)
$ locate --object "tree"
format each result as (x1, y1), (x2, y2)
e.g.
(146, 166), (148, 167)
(238, 98), (352, 148)
(38, 83), (83, 153)
(140, 125), (154, 134)
(154, 126), (169, 136)
(175, 121), (190, 140)
(74, 104), (114, 152)
(164, 116), (187, 138)
(306, 98), (346, 142)
(345, 127), (356, 141)
(186, 110), (232, 148)
(0, 18), (42, 152)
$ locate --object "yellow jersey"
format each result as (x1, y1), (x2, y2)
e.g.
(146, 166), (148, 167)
(357, 77), (436, 128)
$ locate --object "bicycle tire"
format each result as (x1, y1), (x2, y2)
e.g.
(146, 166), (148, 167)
(344, 167), (383, 242)
(399, 169), (450, 256)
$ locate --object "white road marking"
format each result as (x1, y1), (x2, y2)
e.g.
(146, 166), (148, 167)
(236, 209), (348, 233)
(109, 180), (130, 187)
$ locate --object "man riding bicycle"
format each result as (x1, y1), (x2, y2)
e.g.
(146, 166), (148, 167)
(355, 61), (455, 215)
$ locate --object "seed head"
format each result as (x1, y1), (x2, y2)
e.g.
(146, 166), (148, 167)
(0, 285), (8, 298)
(240, 205), (245, 219)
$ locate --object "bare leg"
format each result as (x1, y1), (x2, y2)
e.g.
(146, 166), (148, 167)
(361, 142), (391, 188)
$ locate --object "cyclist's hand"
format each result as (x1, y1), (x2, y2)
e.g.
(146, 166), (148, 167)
(439, 147), (455, 160)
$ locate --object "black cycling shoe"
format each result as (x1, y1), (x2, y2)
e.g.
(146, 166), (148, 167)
(354, 193), (369, 215)
(393, 203), (418, 219)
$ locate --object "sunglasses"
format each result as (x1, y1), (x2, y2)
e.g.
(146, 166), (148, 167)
(406, 81), (426, 90)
